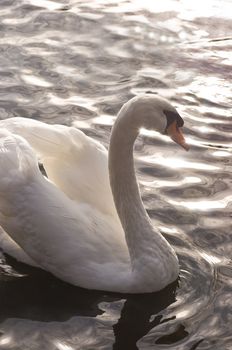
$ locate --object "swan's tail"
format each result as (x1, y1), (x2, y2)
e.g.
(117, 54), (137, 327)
(0, 130), (39, 192)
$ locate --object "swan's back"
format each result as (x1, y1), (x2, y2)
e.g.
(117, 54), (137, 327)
(0, 131), (130, 291)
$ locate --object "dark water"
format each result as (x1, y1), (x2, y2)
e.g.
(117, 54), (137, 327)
(0, 0), (231, 349)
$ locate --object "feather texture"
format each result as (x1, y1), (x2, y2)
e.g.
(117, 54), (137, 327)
(0, 96), (181, 293)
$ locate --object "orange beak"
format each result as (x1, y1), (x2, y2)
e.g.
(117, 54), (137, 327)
(166, 121), (189, 151)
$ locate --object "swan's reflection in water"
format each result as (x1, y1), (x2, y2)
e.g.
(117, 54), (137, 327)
(113, 284), (177, 349)
(0, 256), (178, 350)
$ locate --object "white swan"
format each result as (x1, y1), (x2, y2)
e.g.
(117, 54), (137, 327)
(0, 95), (188, 293)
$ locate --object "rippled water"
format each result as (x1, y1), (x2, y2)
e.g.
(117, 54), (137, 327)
(0, 0), (231, 349)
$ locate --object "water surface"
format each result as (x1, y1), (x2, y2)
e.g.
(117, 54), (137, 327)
(0, 1), (231, 349)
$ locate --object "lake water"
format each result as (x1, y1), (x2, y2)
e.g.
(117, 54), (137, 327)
(0, 0), (231, 349)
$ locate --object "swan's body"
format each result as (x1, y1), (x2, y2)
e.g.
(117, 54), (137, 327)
(0, 95), (188, 293)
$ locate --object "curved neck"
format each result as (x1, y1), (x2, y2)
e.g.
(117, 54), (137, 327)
(109, 120), (148, 236)
(108, 107), (176, 277)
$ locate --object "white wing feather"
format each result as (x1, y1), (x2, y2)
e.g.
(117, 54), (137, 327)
(0, 117), (117, 217)
(0, 131), (129, 291)
(0, 119), (119, 273)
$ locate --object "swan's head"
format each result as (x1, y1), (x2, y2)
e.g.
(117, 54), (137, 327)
(119, 95), (189, 150)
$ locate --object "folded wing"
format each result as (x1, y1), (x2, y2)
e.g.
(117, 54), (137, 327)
(0, 117), (117, 217)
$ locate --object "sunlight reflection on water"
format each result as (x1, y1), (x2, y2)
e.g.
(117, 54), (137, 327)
(0, 0), (231, 349)
(169, 195), (232, 211)
(141, 155), (220, 171)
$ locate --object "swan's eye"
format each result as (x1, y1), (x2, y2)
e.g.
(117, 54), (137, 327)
(163, 110), (184, 134)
